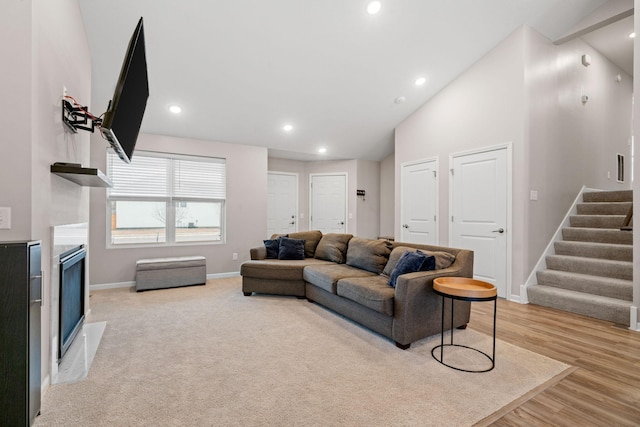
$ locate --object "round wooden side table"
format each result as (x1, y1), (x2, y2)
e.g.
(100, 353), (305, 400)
(431, 277), (497, 373)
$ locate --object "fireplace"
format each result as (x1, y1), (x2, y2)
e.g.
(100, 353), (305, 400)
(58, 245), (86, 361)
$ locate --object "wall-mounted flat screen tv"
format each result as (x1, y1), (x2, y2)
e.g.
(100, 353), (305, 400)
(100, 17), (149, 164)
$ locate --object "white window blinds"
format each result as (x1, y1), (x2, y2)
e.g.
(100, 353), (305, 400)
(108, 152), (226, 199)
(174, 158), (226, 199)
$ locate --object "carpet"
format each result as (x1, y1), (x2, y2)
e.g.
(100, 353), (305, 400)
(34, 277), (570, 426)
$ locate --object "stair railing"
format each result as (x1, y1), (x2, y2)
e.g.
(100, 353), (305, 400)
(621, 205), (633, 231)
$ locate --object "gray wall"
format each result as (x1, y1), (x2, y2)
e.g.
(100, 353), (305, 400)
(378, 153), (395, 238)
(395, 25), (632, 300)
(89, 133), (268, 285)
(268, 157), (310, 231)
(0, 0), (93, 388)
(356, 159), (381, 239)
(267, 157), (381, 237)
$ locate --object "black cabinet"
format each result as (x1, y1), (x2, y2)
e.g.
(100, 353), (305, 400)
(0, 241), (41, 426)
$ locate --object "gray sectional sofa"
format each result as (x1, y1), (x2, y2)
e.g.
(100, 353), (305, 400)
(240, 231), (474, 349)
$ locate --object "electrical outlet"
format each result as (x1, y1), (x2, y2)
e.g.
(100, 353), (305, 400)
(0, 207), (11, 229)
(232, 253), (238, 260)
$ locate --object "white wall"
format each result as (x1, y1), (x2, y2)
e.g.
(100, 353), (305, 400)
(395, 24), (632, 300)
(89, 133), (267, 285)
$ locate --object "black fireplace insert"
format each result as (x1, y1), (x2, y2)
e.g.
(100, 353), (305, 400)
(58, 245), (86, 361)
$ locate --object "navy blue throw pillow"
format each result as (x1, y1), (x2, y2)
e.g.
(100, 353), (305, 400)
(263, 239), (280, 259)
(417, 250), (436, 271)
(388, 251), (426, 288)
(278, 237), (306, 260)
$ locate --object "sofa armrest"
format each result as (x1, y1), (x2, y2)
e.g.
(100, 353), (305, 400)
(250, 246), (267, 260)
(391, 250), (474, 345)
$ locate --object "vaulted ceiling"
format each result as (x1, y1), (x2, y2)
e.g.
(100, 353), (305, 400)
(79, 0), (613, 162)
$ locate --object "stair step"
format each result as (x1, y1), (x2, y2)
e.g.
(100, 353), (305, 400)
(577, 202), (632, 215)
(527, 285), (631, 325)
(536, 270), (632, 300)
(554, 241), (632, 262)
(569, 215), (625, 229)
(562, 227), (633, 245)
(582, 190), (632, 203)
(545, 255), (632, 280)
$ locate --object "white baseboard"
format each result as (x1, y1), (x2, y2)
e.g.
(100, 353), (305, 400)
(41, 374), (50, 396)
(90, 281), (135, 291)
(90, 272), (241, 291)
(207, 271), (240, 279)
(630, 306), (640, 331)
(518, 284), (529, 304)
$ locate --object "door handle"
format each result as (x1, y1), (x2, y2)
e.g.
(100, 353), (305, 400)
(402, 224), (409, 228)
(492, 228), (504, 233)
(289, 221), (295, 225)
(339, 221), (345, 225)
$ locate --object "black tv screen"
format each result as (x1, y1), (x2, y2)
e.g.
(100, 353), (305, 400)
(100, 17), (149, 164)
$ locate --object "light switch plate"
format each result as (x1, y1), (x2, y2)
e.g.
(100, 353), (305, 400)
(0, 207), (11, 229)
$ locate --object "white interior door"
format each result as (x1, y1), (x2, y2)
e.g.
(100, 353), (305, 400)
(400, 159), (438, 244)
(310, 174), (347, 233)
(267, 172), (298, 237)
(450, 147), (508, 297)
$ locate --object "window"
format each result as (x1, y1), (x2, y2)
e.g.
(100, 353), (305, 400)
(107, 151), (226, 246)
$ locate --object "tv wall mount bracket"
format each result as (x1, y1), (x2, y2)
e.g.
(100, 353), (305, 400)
(61, 99), (102, 134)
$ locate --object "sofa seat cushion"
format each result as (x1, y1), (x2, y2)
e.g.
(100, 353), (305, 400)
(136, 256), (206, 270)
(337, 275), (395, 317)
(241, 259), (332, 281)
(303, 264), (376, 294)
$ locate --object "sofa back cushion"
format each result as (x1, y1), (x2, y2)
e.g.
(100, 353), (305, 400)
(383, 246), (456, 276)
(314, 233), (353, 263)
(278, 237), (306, 260)
(288, 230), (323, 258)
(346, 237), (392, 274)
(387, 251), (428, 287)
(263, 239), (280, 259)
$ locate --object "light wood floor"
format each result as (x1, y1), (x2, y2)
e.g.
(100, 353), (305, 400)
(468, 299), (640, 426)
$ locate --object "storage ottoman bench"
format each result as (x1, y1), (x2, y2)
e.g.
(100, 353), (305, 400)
(135, 256), (206, 291)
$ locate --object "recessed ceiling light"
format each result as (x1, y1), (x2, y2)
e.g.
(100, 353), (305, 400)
(367, 1), (381, 15)
(629, 32), (636, 38)
(168, 105), (182, 114)
(414, 77), (427, 86)
(283, 124), (294, 132)
(318, 147), (327, 154)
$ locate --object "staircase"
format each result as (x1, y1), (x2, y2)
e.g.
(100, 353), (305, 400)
(527, 190), (633, 326)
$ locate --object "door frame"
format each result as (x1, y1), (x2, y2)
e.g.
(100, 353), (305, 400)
(309, 173), (348, 232)
(448, 142), (513, 299)
(267, 171), (299, 235)
(399, 157), (439, 244)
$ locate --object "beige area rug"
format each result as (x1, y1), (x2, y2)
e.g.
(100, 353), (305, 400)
(35, 277), (570, 427)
